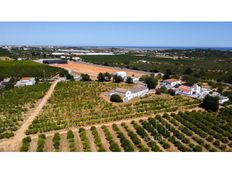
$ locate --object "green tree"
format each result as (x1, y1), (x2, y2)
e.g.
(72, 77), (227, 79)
(126, 76), (133, 84)
(97, 73), (105, 82)
(113, 75), (123, 83)
(160, 86), (168, 93)
(110, 94), (123, 103)
(81, 74), (91, 81)
(201, 95), (219, 112)
(144, 76), (158, 89)
(104, 72), (112, 81)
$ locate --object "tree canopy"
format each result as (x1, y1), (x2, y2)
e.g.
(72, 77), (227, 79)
(201, 95), (219, 112)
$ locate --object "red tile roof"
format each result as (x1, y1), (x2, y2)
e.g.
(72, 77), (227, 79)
(177, 85), (191, 92)
(21, 77), (31, 80)
(163, 78), (180, 83)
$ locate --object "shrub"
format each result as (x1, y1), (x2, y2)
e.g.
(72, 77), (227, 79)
(168, 89), (176, 96)
(20, 136), (31, 152)
(52, 133), (61, 151)
(113, 75), (123, 83)
(126, 76), (133, 84)
(36, 134), (46, 152)
(155, 88), (161, 95)
(97, 72), (112, 82)
(160, 86), (168, 93)
(193, 145), (203, 152)
(81, 74), (91, 81)
(110, 94), (123, 103)
(67, 130), (74, 139)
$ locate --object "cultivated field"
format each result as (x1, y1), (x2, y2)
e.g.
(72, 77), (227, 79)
(52, 61), (150, 79)
(0, 83), (50, 140)
(0, 60), (66, 79)
(26, 81), (200, 135)
(20, 109), (232, 152)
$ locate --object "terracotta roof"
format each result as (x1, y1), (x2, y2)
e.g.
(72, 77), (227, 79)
(130, 85), (148, 93)
(163, 78), (180, 83)
(21, 77), (32, 80)
(177, 85), (191, 92)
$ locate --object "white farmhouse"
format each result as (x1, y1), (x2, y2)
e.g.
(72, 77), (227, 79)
(161, 78), (181, 87)
(109, 85), (149, 102)
(175, 83), (210, 97)
(175, 85), (192, 95)
(15, 77), (36, 87)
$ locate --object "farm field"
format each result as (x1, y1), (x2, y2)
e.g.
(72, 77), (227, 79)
(0, 60), (66, 79)
(26, 81), (200, 135)
(0, 83), (51, 140)
(80, 55), (232, 82)
(52, 61), (150, 79)
(20, 109), (232, 152)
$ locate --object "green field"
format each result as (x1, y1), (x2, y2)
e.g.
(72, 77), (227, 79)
(0, 83), (50, 139)
(80, 55), (232, 83)
(26, 81), (200, 134)
(0, 60), (66, 79)
(21, 107), (232, 152)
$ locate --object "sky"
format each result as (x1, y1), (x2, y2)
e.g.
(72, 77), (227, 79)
(0, 22), (232, 47)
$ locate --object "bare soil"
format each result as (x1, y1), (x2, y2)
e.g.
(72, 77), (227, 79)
(52, 61), (149, 80)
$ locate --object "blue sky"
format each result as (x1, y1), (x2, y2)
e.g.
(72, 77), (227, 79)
(0, 22), (232, 47)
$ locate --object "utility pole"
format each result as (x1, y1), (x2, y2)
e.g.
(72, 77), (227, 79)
(43, 70), (46, 82)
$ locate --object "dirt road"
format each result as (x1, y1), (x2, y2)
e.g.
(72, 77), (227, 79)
(0, 80), (58, 152)
(52, 61), (150, 79)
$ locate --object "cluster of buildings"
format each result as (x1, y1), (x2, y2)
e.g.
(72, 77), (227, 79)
(51, 49), (115, 57)
(15, 77), (36, 87)
(113, 71), (139, 83)
(161, 78), (229, 104)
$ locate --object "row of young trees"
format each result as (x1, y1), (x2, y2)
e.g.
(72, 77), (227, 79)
(20, 136), (32, 152)
(36, 134), (46, 152)
(79, 128), (91, 152)
(90, 126), (106, 152)
(67, 130), (76, 152)
(101, 125), (121, 152)
(26, 81), (200, 134)
(112, 124), (135, 152)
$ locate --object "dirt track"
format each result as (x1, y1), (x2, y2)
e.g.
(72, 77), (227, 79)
(52, 61), (150, 79)
(0, 80), (58, 152)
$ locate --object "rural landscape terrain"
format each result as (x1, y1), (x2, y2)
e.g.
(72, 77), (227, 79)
(0, 46), (232, 152)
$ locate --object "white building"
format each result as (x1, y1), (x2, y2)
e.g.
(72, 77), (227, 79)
(72, 57), (82, 61)
(132, 77), (139, 83)
(114, 71), (127, 79)
(175, 84), (210, 97)
(161, 78), (181, 87)
(15, 77), (36, 87)
(52, 52), (65, 56)
(175, 85), (192, 95)
(219, 96), (229, 104)
(108, 85), (149, 102)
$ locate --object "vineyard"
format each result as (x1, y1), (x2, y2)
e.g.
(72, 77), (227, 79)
(20, 108), (232, 152)
(26, 81), (200, 135)
(0, 83), (50, 139)
(0, 60), (66, 79)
